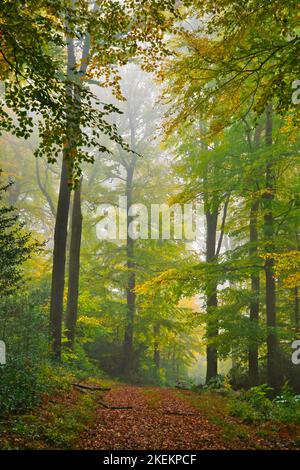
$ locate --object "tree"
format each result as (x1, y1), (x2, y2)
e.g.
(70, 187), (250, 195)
(164, 0), (299, 131)
(155, 122), (237, 383)
(65, 177), (83, 349)
(0, 176), (36, 296)
(49, 0), (192, 360)
(0, 1), (95, 151)
(263, 104), (279, 389)
(159, 0), (299, 389)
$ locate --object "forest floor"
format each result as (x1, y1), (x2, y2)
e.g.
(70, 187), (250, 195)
(1, 381), (300, 450)
(78, 385), (300, 450)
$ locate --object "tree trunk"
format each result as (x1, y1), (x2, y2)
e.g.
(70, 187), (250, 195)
(248, 199), (260, 385)
(50, 157), (71, 360)
(49, 36), (75, 360)
(123, 163), (136, 376)
(205, 208), (218, 383)
(62, 30), (91, 352)
(122, 103), (138, 376)
(65, 178), (83, 350)
(49, 20), (92, 359)
(263, 103), (280, 389)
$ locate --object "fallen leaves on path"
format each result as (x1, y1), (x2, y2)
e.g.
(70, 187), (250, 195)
(79, 386), (228, 450)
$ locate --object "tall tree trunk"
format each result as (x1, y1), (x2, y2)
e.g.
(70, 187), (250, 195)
(122, 103), (138, 376)
(49, 37), (75, 359)
(205, 208), (218, 383)
(123, 164), (136, 375)
(248, 199), (260, 385)
(50, 23), (90, 360)
(247, 124), (262, 385)
(65, 178), (83, 350)
(263, 103), (280, 389)
(50, 157), (71, 359)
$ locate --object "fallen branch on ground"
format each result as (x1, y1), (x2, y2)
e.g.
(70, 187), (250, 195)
(98, 399), (133, 410)
(164, 411), (198, 416)
(72, 383), (111, 392)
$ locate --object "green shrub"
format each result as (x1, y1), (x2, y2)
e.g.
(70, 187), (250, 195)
(229, 384), (273, 423)
(243, 384), (273, 415)
(271, 382), (300, 424)
(0, 294), (50, 413)
(229, 398), (262, 424)
(204, 374), (226, 390)
(229, 382), (300, 426)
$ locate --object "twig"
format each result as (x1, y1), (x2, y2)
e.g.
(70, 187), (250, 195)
(164, 411), (198, 416)
(98, 400), (133, 410)
(72, 383), (111, 392)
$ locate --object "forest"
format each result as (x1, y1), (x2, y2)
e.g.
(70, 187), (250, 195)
(0, 0), (300, 453)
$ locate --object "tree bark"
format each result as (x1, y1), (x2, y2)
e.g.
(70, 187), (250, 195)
(123, 163), (136, 375)
(248, 199), (260, 385)
(50, 157), (71, 360)
(65, 178), (83, 350)
(205, 208), (218, 383)
(50, 22), (91, 357)
(247, 124), (262, 385)
(263, 103), (280, 389)
(122, 105), (137, 376)
(49, 36), (75, 360)
(63, 29), (91, 349)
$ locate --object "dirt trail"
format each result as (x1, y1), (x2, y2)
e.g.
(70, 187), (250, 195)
(79, 386), (229, 450)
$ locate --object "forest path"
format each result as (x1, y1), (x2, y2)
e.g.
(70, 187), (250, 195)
(79, 385), (229, 450)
